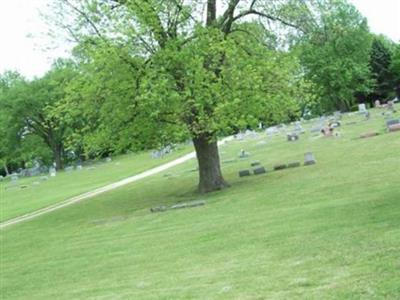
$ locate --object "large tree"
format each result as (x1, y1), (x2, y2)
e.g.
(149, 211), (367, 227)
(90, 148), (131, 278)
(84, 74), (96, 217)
(296, 0), (373, 111)
(0, 62), (77, 170)
(49, 0), (321, 192)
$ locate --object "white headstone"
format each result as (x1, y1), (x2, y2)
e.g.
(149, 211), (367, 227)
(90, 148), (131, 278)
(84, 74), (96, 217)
(358, 103), (367, 113)
(49, 167), (56, 177)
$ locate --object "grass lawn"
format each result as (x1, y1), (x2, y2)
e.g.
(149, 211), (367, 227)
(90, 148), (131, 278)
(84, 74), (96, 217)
(0, 146), (192, 222)
(1, 107), (400, 299)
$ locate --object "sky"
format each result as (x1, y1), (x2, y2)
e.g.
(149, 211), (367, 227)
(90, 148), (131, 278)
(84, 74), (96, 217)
(0, 0), (399, 79)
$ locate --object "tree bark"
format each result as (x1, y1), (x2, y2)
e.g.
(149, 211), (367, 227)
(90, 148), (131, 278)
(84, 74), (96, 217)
(52, 143), (64, 170)
(3, 161), (9, 176)
(193, 135), (229, 193)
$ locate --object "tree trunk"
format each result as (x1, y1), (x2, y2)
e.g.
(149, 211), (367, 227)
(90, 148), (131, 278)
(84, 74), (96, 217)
(52, 144), (64, 170)
(3, 161), (9, 176)
(193, 135), (229, 193)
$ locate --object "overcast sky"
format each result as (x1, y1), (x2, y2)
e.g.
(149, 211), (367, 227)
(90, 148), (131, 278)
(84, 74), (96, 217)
(0, 0), (399, 79)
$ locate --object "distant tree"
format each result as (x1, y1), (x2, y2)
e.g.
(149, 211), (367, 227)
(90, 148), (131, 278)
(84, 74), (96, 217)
(296, 0), (373, 111)
(0, 62), (77, 170)
(390, 43), (400, 99)
(368, 38), (395, 102)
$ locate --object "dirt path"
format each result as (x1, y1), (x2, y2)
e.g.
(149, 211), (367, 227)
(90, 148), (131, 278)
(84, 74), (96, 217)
(0, 137), (233, 229)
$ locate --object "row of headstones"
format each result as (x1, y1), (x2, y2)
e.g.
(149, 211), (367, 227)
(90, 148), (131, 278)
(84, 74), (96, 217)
(239, 152), (316, 178)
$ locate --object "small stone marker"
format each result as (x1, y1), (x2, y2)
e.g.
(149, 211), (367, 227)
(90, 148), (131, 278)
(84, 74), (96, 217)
(253, 166), (266, 175)
(273, 164), (287, 171)
(360, 132), (379, 139)
(358, 103), (367, 113)
(222, 159), (237, 164)
(106, 157), (112, 162)
(386, 119), (400, 127)
(388, 124), (400, 132)
(304, 152), (316, 166)
(76, 165), (83, 170)
(10, 174), (18, 181)
(288, 161), (301, 168)
(239, 170), (251, 177)
(250, 161), (261, 167)
(239, 149), (250, 158)
(49, 167), (56, 177)
(150, 205), (167, 213)
(287, 133), (299, 142)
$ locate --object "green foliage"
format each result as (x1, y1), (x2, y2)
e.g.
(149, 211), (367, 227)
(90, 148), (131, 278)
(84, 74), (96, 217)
(368, 37), (395, 101)
(297, 0), (373, 111)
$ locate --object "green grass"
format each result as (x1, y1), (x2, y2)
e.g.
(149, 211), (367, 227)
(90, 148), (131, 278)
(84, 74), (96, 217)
(0, 146), (192, 222)
(1, 107), (400, 299)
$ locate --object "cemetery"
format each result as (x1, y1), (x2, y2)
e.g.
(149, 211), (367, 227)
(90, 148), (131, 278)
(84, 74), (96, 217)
(1, 104), (400, 299)
(1, 0), (400, 299)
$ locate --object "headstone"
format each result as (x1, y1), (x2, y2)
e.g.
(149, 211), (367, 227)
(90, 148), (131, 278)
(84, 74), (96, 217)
(76, 165), (83, 170)
(222, 159), (237, 164)
(150, 205), (167, 213)
(386, 119), (400, 127)
(304, 152), (316, 166)
(388, 124), (400, 132)
(273, 164), (287, 171)
(387, 101), (396, 112)
(239, 170), (251, 177)
(310, 121), (324, 133)
(287, 133), (299, 142)
(360, 132), (379, 139)
(239, 149), (250, 158)
(288, 161), (301, 168)
(250, 161), (261, 167)
(375, 100), (381, 108)
(253, 166), (266, 175)
(105, 157), (112, 162)
(0, 175), (3, 181)
(358, 103), (367, 113)
(49, 167), (56, 177)
(10, 173), (18, 182)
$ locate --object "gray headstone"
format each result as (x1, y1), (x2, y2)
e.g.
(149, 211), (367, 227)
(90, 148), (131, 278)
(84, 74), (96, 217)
(288, 161), (301, 168)
(287, 133), (299, 142)
(150, 205), (167, 213)
(273, 164), (287, 171)
(239, 170), (251, 177)
(253, 166), (266, 175)
(250, 161), (261, 167)
(386, 119), (400, 127)
(304, 152), (316, 166)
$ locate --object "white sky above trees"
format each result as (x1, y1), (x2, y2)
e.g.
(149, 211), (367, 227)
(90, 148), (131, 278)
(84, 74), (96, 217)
(0, 0), (399, 79)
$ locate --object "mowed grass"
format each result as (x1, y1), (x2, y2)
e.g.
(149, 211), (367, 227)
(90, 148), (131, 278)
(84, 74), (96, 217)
(0, 146), (192, 222)
(1, 107), (400, 299)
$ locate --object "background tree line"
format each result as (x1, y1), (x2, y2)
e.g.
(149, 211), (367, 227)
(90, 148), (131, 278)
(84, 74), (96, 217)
(0, 0), (399, 192)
